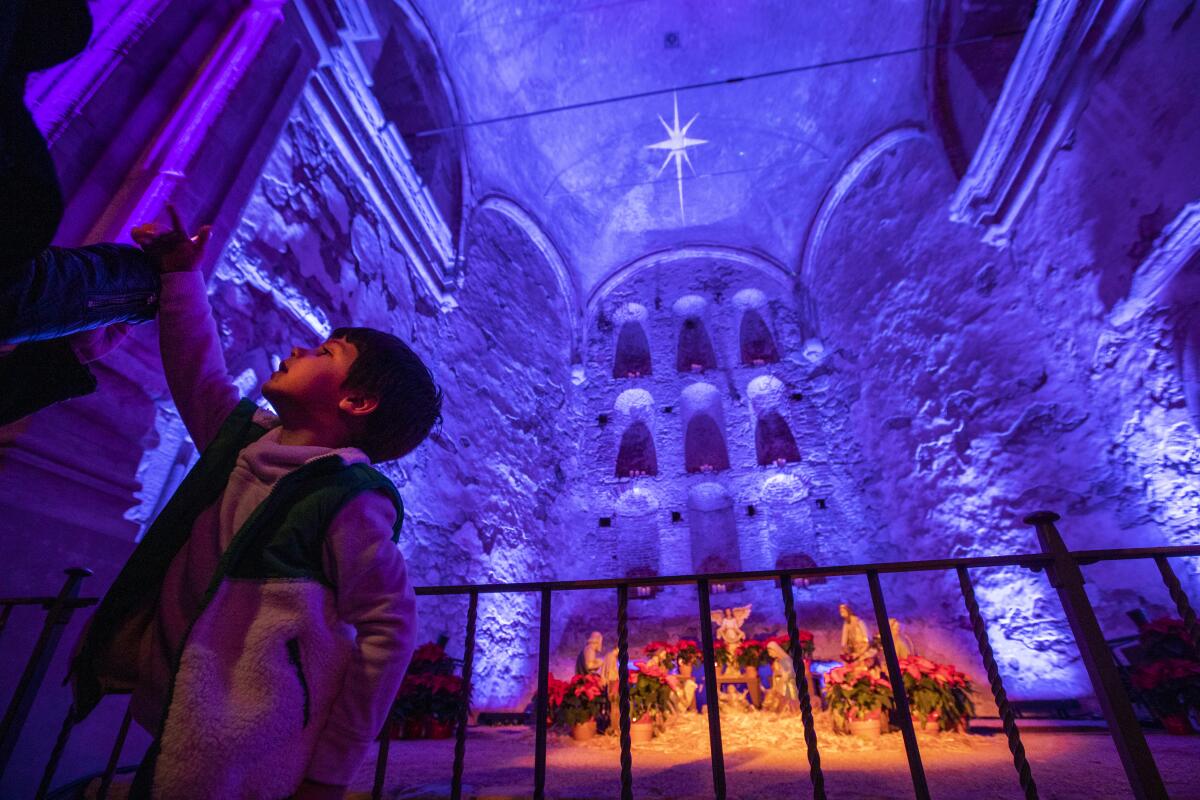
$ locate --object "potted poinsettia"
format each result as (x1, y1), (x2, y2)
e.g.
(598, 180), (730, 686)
(1129, 617), (1200, 734)
(826, 664), (894, 738)
(629, 662), (677, 741)
(899, 656), (975, 732)
(393, 642), (464, 739)
(557, 673), (607, 740)
(674, 640), (701, 677)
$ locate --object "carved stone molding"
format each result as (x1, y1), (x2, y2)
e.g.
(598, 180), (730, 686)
(950, 0), (1147, 245)
(1111, 201), (1200, 325)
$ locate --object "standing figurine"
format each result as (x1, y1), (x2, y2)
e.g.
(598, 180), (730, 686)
(762, 641), (800, 713)
(576, 631), (604, 675)
(839, 603), (870, 664)
(889, 618), (914, 660)
(711, 605), (752, 675)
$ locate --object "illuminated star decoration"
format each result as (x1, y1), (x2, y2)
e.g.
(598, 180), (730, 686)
(646, 92), (707, 223)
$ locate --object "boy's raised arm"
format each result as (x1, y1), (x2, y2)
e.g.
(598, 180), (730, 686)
(134, 211), (238, 450)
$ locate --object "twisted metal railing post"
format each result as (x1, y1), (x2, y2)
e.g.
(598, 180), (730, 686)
(1154, 556), (1199, 654)
(0, 567), (92, 780)
(778, 573), (825, 800)
(957, 566), (1037, 799)
(33, 705), (75, 800)
(533, 588), (552, 800)
(866, 570), (930, 800)
(371, 717), (391, 800)
(96, 703), (134, 800)
(451, 590), (479, 800)
(1027, 511), (1166, 800)
(617, 584), (633, 800)
(696, 578), (727, 800)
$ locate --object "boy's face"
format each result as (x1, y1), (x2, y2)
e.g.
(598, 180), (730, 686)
(263, 337), (359, 411)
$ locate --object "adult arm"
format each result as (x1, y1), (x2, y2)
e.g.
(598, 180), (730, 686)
(306, 491), (416, 789)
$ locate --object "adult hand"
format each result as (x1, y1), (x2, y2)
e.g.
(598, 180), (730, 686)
(131, 205), (211, 273)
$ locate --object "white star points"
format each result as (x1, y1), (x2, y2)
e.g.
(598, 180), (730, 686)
(646, 92), (707, 223)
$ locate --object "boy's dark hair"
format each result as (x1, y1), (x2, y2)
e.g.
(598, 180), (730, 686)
(331, 326), (442, 462)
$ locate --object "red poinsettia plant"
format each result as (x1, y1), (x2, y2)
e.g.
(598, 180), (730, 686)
(674, 639), (701, 667)
(899, 656), (975, 731)
(1129, 618), (1200, 720)
(393, 641), (464, 737)
(766, 632), (816, 661)
(554, 673), (608, 727)
(825, 663), (894, 722)
(630, 662), (677, 724)
(643, 640), (678, 671)
(736, 639), (770, 670)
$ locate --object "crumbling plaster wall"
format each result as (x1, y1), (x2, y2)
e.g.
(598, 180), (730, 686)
(804, 2), (1200, 696)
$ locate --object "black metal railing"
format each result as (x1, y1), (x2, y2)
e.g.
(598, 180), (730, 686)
(4, 513), (1199, 800)
(383, 512), (1198, 800)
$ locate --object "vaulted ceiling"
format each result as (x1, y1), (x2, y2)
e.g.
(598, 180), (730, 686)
(409, 0), (935, 300)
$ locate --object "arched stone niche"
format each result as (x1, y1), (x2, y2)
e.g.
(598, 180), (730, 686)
(747, 376), (800, 466)
(732, 288), (779, 365)
(673, 294), (718, 373)
(615, 487), (662, 590)
(680, 382), (730, 473)
(757, 473), (817, 585)
(612, 302), (652, 378)
(687, 482), (742, 586)
(614, 388), (657, 477)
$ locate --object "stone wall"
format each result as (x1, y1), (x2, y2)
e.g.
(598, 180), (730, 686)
(802, 1), (1200, 696)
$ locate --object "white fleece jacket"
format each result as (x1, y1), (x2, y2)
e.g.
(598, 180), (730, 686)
(130, 270), (415, 789)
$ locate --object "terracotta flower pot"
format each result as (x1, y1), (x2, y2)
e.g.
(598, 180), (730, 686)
(402, 717), (426, 739)
(571, 720), (597, 741)
(849, 716), (882, 739)
(630, 718), (655, 744)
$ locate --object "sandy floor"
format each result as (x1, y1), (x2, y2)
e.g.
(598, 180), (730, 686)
(349, 710), (1200, 800)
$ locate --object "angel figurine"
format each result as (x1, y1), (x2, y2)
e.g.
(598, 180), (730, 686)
(761, 640), (801, 713)
(711, 605), (752, 676)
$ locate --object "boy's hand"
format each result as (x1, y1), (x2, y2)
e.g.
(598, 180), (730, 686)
(131, 205), (212, 273)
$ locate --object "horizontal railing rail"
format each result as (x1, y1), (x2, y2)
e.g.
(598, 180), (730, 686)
(7, 515), (1198, 799)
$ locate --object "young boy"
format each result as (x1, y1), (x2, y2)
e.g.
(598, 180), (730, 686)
(71, 211), (441, 799)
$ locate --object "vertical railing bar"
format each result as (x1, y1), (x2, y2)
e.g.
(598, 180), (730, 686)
(451, 590), (480, 800)
(96, 703), (134, 800)
(1027, 512), (1167, 800)
(533, 588), (552, 800)
(616, 584), (633, 800)
(1154, 555), (1200, 654)
(0, 567), (92, 780)
(33, 705), (75, 800)
(696, 578), (728, 800)
(866, 569), (931, 800)
(0, 604), (14, 640)
(371, 719), (391, 800)
(957, 566), (1037, 799)
(779, 573), (826, 800)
